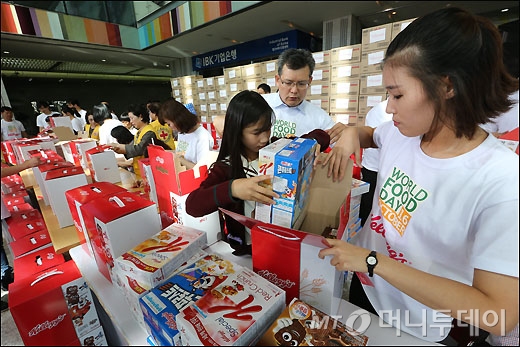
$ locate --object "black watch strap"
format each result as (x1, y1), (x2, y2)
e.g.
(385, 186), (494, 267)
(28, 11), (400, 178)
(366, 250), (378, 277)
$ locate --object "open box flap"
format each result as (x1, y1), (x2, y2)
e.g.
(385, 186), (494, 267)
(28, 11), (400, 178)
(299, 154), (353, 235)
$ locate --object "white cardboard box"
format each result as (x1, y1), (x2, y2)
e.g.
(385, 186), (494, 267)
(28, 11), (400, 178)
(44, 166), (88, 228)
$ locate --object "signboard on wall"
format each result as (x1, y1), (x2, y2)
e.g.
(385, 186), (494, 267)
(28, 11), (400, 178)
(192, 30), (316, 71)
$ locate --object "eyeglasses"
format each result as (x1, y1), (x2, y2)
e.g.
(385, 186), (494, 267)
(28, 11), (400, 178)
(280, 79), (310, 90)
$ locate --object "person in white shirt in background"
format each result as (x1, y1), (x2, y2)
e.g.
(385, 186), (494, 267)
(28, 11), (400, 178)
(35, 100), (57, 132)
(93, 103), (124, 145)
(159, 98), (214, 170)
(61, 105), (84, 134)
(101, 101), (120, 120)
(359, 99), (392, 227)
(1, 106), (28, 140)
(66, 99), (87, 129)
(480, 89), (519, 137)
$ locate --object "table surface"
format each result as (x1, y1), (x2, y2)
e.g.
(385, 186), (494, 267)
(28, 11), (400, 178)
(70, 240), (441, 346)
(21, 167), (142, 254)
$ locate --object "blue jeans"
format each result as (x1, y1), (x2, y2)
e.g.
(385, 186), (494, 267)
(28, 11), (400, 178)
(1, 234), (12, 279)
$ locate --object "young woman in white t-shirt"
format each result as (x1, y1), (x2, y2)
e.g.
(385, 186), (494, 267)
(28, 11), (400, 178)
(159, 99), (214, 169)
(319, 7), (518, 345)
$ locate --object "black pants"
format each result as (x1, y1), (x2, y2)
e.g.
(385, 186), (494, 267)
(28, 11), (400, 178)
(360, 167), (378, 227)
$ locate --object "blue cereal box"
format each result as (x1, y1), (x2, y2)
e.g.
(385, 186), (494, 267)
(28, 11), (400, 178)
(138, 253), (240, 346)
(271, 137), (317, 229)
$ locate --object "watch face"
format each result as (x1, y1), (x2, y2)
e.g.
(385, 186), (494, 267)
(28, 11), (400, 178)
(367, 256), (377, 265)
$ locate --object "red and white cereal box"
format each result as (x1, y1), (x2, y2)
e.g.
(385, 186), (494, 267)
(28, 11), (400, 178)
(113, 223), (207, 289)
(139, 252), (240, 346)
(176, 266), (286, 346)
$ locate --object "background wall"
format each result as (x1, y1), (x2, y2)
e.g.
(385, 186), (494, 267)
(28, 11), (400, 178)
(2, 77), (172, 136)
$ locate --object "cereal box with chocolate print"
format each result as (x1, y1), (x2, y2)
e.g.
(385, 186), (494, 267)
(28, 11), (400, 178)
(257, 298), (369, 346)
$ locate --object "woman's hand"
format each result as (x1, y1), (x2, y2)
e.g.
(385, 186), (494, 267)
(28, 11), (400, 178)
(319, 126), (361, 182)
(110, 143), (125, 154)
(318, 238), (371, 273)
(231, 175), (279, 205)
(327, 122), (347, 145)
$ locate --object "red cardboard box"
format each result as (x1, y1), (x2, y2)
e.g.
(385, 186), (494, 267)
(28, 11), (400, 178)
(148, 144), (221, 244)
(59, 139), (97, 168)
(65, 182), (127, 255)
(9, 260), (107, 346)
(85, 145), (121, 184)
(32, 161), (74, 205)
(6, 202), (33, 213)
(80, 190), (161, 282)
(9, 228), (52, 258)
(7, 214), (47, 241)
(2, 140), (17, 164)
(27, 148), (64, 164)
(13, 245), (66, 281)
(221, 209), (344, 314)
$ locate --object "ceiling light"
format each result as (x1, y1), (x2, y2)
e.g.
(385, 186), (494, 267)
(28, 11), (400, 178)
(58, 78), (64, 82)
(501, 8), (509, 12)
(101, 59), (106, 62)
(166, 64), (170, 67)
(3, 51), (9, 54)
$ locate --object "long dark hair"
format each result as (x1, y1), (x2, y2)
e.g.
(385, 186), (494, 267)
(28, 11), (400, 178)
(217, 90), (274, 179)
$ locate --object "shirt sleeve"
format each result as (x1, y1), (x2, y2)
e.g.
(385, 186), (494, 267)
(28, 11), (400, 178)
(124, 130), (157, 158)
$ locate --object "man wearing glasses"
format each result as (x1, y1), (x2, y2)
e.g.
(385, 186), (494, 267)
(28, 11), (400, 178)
(263, 48), (351, 181)
(265, 48), (336, 137)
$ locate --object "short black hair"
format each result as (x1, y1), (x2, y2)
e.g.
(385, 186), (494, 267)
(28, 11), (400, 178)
(1, 106), (13, 112)
(257, 83), (271, 93)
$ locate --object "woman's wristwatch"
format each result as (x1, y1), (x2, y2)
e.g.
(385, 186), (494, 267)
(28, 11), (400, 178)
(366, 250), (378, 277)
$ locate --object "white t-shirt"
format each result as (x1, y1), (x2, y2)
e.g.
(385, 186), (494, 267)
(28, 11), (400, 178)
(176, 125), (214, 165)
(78, 109), (87, 128)
(354, 120), (519, 342)
(361, 99), (392, 171)
(1, 119), (26, 140)
(98, 118), (124, 145)
(263, 93), (335, 137)
(36, 112), (51, 129)
(480, 90), (519, 135)
(71, 117), (84, 133)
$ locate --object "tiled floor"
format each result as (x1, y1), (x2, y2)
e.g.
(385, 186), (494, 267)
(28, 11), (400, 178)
(1, 245), (24, 346)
